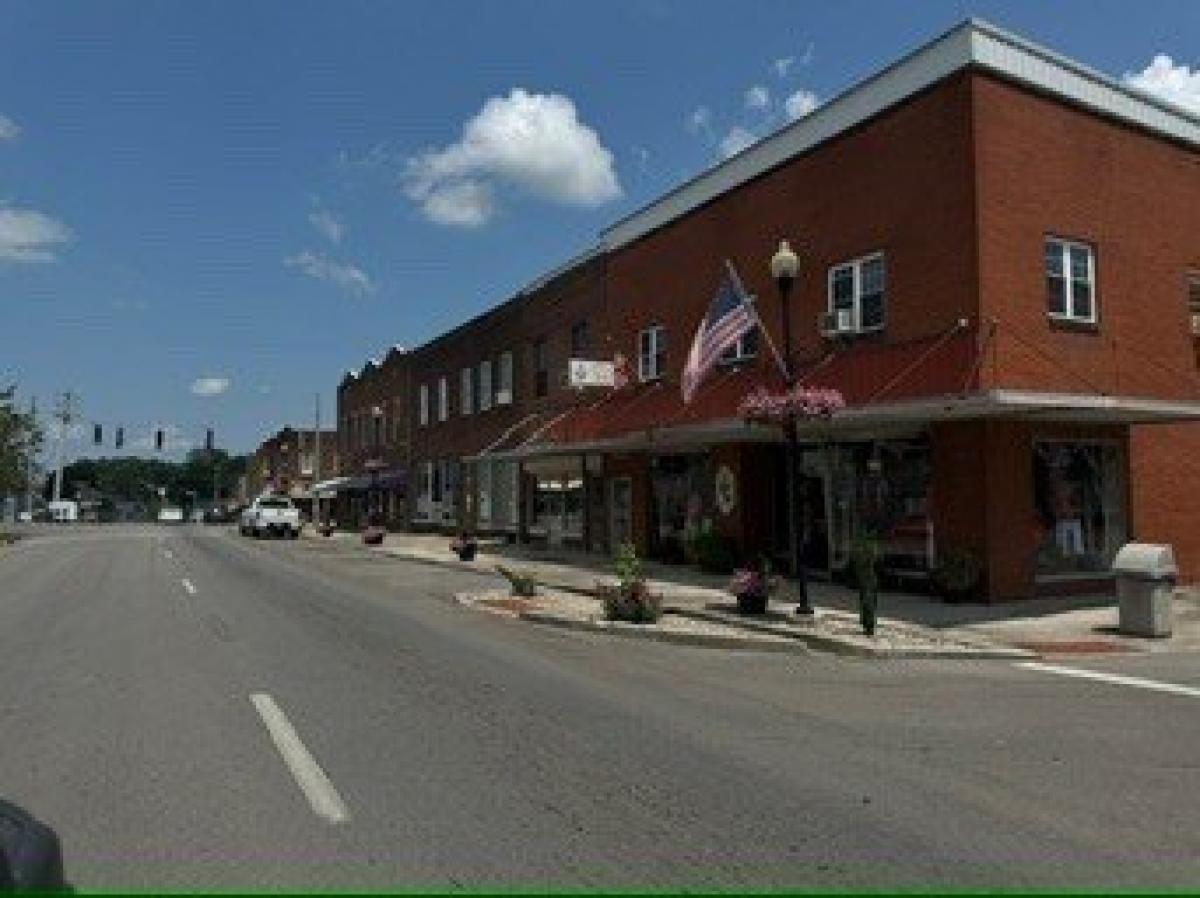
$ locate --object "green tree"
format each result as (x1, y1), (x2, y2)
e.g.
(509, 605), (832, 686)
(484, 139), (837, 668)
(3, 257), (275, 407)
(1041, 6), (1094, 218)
(0, 386), (42, 496)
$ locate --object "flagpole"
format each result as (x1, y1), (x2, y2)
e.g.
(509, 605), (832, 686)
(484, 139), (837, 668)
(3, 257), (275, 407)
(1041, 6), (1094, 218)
(725, 259), (789, 381)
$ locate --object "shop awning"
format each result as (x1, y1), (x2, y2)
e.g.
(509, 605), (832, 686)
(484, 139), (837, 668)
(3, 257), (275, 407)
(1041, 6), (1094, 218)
(470, 388), (1200, 462)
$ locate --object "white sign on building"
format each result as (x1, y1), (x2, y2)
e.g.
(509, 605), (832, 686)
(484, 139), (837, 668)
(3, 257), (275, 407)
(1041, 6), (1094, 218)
(568, 359), (616, 388)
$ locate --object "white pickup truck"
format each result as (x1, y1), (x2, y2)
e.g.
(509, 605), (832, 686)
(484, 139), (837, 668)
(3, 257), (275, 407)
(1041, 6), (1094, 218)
(239, 496), (302, 539)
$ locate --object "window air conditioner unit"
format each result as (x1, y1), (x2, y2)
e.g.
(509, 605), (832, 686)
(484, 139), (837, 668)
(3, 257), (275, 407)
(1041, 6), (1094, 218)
(820, 308), (856, 337)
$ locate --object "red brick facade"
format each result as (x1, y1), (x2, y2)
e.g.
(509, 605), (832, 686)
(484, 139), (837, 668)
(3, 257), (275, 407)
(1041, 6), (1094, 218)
(312, 29), (1198, 598)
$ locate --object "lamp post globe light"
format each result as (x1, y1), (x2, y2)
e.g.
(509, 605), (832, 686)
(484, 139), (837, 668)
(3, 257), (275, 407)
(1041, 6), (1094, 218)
(770, 239), (812, 615)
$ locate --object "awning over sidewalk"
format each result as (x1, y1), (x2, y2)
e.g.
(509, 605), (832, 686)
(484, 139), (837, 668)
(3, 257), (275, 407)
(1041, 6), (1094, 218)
(470, 388), (1200, 462)
(314, 468), (407, 496)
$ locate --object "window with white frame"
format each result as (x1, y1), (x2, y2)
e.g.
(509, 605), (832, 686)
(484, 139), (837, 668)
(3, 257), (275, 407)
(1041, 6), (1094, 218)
(418, 384), (429, 426)
(478, 359), (493, 411)
(638, 324), (665, 381)
(437, 376), (448, 421)
(827, 253), (885, 332)
(1045, 237), (1096, 323)
(720, 326), (759, 363)
(460, 367), (473, 416)
(497, 350), (514, 405)
(476, 461), (492, 523)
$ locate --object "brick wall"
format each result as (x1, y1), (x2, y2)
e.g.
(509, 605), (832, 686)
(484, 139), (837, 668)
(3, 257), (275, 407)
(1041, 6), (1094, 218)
(971, 71), (1200, 580)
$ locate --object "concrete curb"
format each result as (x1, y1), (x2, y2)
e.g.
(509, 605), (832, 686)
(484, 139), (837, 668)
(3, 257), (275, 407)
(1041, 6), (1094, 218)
(517, 610), (807, 653)
(669, 607), (1037, 660)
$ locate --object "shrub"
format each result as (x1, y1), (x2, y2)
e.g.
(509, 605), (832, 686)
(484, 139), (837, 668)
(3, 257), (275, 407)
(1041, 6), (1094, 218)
(602, 542), (662, 623)
(689, 527), (737, 575)
(496, 564), (538, 597)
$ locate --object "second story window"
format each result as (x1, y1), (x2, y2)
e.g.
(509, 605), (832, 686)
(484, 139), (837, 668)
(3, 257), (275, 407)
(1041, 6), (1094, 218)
(639, 324), (665, 381)
(533, 337), (548, 397)
(437, 376), (448, 422)
(418, 384), (429, 426)
(1046, 237), (1096, 324)
(373, 409), (383, 448)
(720, 326), (759, 364)
(460, 367), (473, 415)
(570, 320), (590, 356)
(479, 359), (493, 411)
(827, 253), (885, 334)
(497, 350), (514, 405)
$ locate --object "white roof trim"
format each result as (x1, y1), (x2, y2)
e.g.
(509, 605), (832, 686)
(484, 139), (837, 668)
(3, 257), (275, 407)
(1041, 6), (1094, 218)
(601, 18), (1200, 253)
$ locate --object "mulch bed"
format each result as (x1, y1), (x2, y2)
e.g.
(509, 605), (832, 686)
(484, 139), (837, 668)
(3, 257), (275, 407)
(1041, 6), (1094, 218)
(479, 597), (544, 614)
(1015, 640), (1136, 654)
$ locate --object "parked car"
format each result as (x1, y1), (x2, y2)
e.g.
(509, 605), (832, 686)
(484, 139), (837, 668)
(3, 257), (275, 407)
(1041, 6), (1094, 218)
(239, 496), (301, 539)
(157, 506), (184, 524)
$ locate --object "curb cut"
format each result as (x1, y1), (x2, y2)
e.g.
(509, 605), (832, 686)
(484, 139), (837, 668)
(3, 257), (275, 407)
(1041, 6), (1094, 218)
(670, 607), (1037, 660)
(517, 610), (807, 653)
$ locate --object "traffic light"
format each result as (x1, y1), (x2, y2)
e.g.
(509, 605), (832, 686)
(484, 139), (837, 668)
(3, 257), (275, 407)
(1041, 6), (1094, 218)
(205, 428), (214, 452)
(155, 428), (164, 451)
(93, 423), (102, 445)
(115, 426), (124, 449)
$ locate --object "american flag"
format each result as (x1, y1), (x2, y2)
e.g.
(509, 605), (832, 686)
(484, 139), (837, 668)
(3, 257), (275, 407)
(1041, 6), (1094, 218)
(681, 262), (758, 403)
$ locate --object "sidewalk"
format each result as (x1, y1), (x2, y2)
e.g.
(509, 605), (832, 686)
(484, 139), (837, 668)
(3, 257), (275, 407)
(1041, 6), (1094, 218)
(304, 527), (1200, 655)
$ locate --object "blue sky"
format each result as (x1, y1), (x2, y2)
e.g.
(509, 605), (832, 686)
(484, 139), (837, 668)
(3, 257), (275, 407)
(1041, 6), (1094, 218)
(2, 0), (1197, 461)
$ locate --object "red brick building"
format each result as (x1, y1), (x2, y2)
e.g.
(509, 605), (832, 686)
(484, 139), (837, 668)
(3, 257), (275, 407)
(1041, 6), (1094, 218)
(334, 20), (1200, 600)
(246, 426), (338, 519)
(330, 345), (411, 528)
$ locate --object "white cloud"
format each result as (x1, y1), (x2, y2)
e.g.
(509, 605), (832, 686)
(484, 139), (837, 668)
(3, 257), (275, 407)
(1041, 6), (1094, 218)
(190, 376), (231, 397)
(745, 85), (771, 110)
(686, 105), (713, 137)
(419, 180), (494, 228)
(285, 250), (375, 296)
(1124, 54), (1200, 114)
(404, 88), (621, 227)
(308, 207), (345, 244)
(784, 89), (820, 120)
(0, 114), (20, 142)
(719, 126), (757, 159)
(0, 207), (72, 263)
(773, 57), (795, 79)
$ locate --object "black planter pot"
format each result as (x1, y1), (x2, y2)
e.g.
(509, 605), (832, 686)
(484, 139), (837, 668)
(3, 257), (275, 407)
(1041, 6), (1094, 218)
(362, 526), (385, 546)
(736, 593), (768, 615)
(454, 544), (477, 562)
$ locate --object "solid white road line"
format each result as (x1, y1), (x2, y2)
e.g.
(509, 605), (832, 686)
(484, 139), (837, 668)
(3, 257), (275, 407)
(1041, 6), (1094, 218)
(181, 578), (196, 595)
(1016, 661), (1200, 699)
(250, 693), (350, 824)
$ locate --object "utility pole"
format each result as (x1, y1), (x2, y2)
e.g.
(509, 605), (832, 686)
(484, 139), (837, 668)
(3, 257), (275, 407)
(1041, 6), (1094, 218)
(26, 395), (37, 518)
(51, 391), (76, 504)
(313, 392), (322, 525)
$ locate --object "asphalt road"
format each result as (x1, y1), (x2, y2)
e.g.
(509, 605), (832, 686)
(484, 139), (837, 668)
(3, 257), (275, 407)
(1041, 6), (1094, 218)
(1, 524), (1198, 890)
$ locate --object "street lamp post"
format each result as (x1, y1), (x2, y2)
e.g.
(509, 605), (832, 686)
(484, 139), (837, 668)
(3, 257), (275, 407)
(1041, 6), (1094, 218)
(770, 239), (812, 615)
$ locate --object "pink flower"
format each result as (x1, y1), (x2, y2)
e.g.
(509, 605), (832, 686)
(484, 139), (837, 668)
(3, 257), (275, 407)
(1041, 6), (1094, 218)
(738, 384), (845, 422)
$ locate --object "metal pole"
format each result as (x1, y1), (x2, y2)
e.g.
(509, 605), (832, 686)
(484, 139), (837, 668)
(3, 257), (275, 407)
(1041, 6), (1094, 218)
(313, 393), (321, 524)
(26, 395), (36, 518)
(777, 277), (811, 613)
(52, 391), (75, 504)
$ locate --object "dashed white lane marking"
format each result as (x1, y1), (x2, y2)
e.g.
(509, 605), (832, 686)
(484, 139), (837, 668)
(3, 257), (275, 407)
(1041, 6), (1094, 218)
(250, 693), (350, 824)
(163, 550), (173, 559)
(1016, 661), (1200, 699)
(181, 578), (196, 595)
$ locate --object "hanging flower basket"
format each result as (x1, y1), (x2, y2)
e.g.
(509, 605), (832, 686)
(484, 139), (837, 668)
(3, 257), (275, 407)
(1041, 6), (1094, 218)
(738, 385), (846, 424)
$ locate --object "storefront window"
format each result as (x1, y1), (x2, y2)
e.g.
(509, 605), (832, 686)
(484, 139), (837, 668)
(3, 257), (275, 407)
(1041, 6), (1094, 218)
(650, 454), (711, 561)
(1034, 441), (1126, 575)
(527, 457), (584, 542)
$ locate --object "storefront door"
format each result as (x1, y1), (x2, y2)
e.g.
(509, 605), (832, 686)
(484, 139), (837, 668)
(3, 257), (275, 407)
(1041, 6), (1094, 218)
(609, 477), (632, 551)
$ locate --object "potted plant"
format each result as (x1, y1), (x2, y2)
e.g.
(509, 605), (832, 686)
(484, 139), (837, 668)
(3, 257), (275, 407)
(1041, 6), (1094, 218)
(598, 542), (663, 624)
(450, 533), (478, 562)
(729, 558), (776, 615)
(851, 533), (883, 636)
(362, 510), (385, 546)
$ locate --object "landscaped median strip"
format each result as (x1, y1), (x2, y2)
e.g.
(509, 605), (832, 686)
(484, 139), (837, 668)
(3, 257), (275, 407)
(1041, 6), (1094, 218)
(456, 589), (1034, 659)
